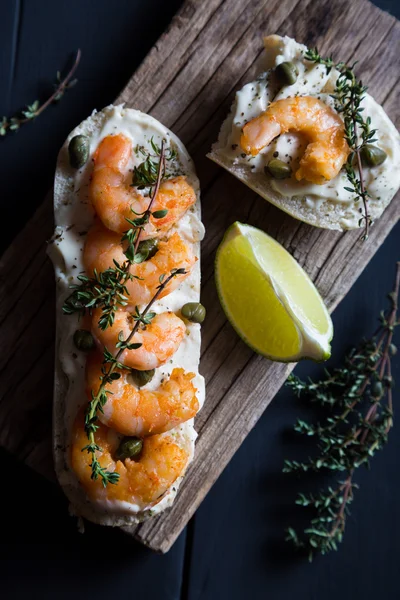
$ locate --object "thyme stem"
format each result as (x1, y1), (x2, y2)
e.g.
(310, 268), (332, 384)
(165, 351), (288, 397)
(63, 141), (166, 330)
(355, 138), (369, 239)
(305, 48), (377, 240)
(25, 49), (81, 122)
(84, 268), (186, 486)
(133, 140), (165, 256)
(285, 262), (400, 559)
(0, 49), (81, 136)
(328, 474), (353, 540)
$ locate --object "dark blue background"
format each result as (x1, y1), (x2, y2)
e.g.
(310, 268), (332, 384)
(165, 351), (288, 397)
(1, 1), (399, 598)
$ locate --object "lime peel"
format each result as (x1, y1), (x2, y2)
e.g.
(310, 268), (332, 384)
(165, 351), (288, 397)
(215, 222), (333, 362)
(269, 276), (332, 361)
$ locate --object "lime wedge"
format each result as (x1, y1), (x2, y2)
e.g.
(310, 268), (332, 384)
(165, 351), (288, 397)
(215, 222), (333, 362)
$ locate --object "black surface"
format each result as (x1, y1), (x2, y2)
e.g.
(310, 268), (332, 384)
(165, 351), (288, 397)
(1, 1), (399, 598)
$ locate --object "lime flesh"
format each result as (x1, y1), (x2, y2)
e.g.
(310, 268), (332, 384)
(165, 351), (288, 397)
(215, 222), (333, 362)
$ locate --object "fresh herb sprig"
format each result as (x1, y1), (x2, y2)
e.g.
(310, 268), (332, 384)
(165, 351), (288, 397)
(70, 140), (185, 485)
(123, 139), (167, 261)
(284, 263), (400, 560)
(0, 49), (81, 137)
(305, 48), (376, 240)
(303, 48), (336, 74)
(83, 268), (187, 486)
(63, 264), (137, 331)
(132, 138), (177, 190)
(62, 141), (167, 330)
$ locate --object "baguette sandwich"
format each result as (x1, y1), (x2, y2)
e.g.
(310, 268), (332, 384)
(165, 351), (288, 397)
(208, 35), (400, 231)
(49, 104), (205, 527)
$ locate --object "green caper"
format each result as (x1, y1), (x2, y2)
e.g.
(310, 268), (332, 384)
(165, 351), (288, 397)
(360, 144), (387, 167)
(116, 437), (143, 460)
(265, 159), (292, 179)
(129, 369), (155, 388)
(137, 238), (158, 261)
(68, 135), (90, 169)
(181, 302), (206, 324)
(275, 61), (298, 87)
(73, 329), (95, 352)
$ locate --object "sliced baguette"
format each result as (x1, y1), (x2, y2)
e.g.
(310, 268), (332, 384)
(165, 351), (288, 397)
(208, 35), (400, 231)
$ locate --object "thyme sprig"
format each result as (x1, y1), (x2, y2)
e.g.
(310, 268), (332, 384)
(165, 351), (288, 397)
(132, 138), (177, 190)
(284, 263), (400, 560)
(83, 268), (187, 486)
(63, 264), (137, 331)
(305, 48), (376, 240)
(123, 139), (166, 261)
(0, 49), (81, 137)
(303, 47), (336, 74)
(70, 140), (185, 485)
(62, 141), (167, 330)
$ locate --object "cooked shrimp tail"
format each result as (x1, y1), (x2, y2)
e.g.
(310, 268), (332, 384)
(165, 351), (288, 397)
(71, 410), (188, 509)
(91, 309), (186, 370)
(86, 352), (199, 436)
(89, 134), (196, 235)
(83, 220), (196, 306)
(240, 96), (350, 184)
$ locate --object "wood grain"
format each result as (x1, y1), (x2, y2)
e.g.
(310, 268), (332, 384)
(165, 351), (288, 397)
(0, 0), (399, 552)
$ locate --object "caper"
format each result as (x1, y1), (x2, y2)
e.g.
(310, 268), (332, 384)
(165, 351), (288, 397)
(265, 159), (292, 179)
(181, 302), (206, 324)
(389, 343), (397, 356)
(360, 144), (387, 167)
(68, 134), (90, 169)
(116, 437), (143, 460)
(137, 238), (158, 261)
(275, 61), (298, 87)
(129, 368), (155, 388)
(73, 329), (95, 352)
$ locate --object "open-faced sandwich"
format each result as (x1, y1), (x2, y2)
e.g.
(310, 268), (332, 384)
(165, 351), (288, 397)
(209, 35), (400, 234)
(48, 105), (205, 527)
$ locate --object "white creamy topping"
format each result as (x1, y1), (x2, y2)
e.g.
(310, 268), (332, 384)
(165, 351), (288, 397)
(49, 105), (204, 517)
(217, 36), (400, 228)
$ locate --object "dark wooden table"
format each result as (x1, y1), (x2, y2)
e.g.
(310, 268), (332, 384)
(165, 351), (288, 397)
(1, 1), (399, 598)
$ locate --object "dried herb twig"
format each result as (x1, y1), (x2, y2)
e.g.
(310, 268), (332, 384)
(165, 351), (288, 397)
(0, 49), (81, 136)
(284, 262), (400, 560)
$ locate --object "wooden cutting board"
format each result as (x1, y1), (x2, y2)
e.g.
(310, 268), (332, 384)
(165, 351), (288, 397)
(0, 0), (399, 552)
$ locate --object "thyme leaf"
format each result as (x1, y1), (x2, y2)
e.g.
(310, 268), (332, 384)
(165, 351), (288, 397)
(132, 137), (177, 190)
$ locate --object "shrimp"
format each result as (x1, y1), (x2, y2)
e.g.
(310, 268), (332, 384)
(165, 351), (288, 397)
(240, 96), (350, 184)
(86, 352), (199, 436)
(71, 411), (188, 509)
(92, 308), (186, 370)
(89, 134), (196, 235)
(83, 219), (196, 306)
